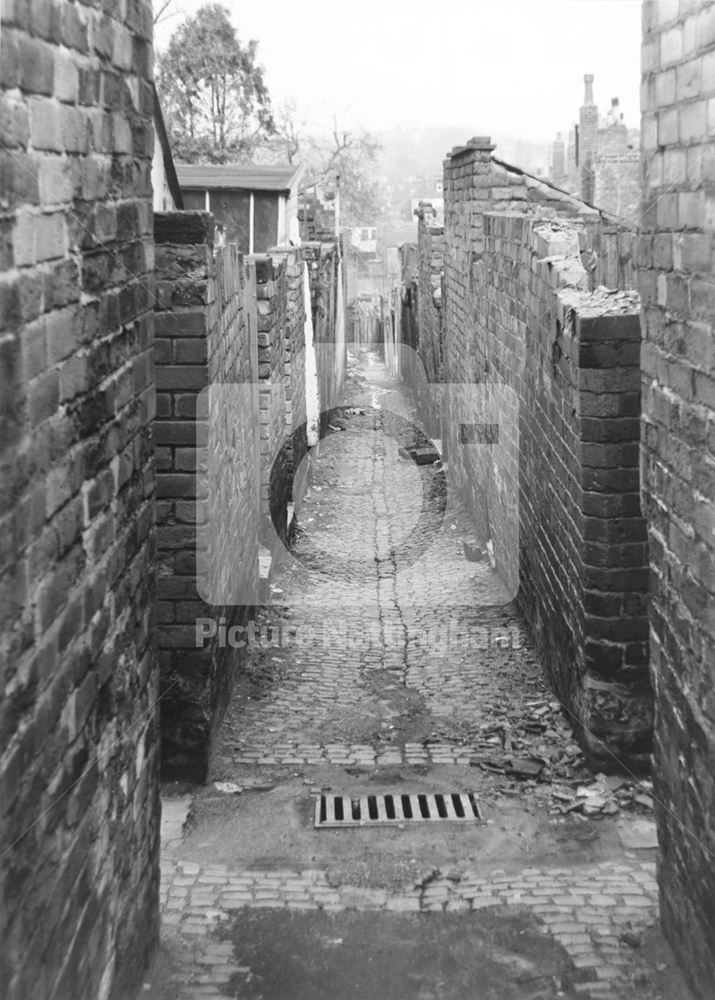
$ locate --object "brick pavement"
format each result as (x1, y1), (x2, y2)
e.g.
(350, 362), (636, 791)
(214, 356), (554, 771)
(157, 858), (659, 1000)
(144, 353), (682, 1000)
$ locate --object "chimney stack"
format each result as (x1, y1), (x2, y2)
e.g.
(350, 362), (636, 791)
(583, 73), (594, 105)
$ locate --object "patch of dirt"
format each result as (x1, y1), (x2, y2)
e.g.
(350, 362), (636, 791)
(221, 907), (582, 1000)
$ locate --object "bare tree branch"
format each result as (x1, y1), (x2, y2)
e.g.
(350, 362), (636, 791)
(153, 0), (176, 25)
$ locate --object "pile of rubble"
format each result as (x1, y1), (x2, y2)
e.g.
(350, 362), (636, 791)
(467, 697), (655, 818)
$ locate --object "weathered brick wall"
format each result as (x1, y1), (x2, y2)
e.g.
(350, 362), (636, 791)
(0, 2), (159, 998)
(255, 254), (290, 547)
(588, 222), (639, 292)
(272, 248), (307, 527)
(640, 1), (715, 992)
(516, 236), (650, 768)
(397, 215), (445, 438)
(286, 255), (308, 487)
(154, 212), (258, 780)
(440, 142), (651, 767)
(304, 241), (344, 432)
(413, 209), (445, 436)
(593, 152), (641, 226)
(305, 242), (339, 347)
(416, 212), (444, 387)
(481, 151), (639, 293)
(398, 241), (420, 406)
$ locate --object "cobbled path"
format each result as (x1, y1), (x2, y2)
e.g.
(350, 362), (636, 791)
(150, 353), (675, 1000)
(214, 354), (545, 770)
(159, 857), (658, 1000)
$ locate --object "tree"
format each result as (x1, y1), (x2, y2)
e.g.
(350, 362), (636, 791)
(251, 98), (305, 165)
(153, 0), (176, 25)
(318, 119), (383, 225)
(269, 99), (303, 165)
(156, 4), (275, 163)
(255, 105), (383, 226)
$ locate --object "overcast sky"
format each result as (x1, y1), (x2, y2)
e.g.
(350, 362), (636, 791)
(154, 0), (642, 143)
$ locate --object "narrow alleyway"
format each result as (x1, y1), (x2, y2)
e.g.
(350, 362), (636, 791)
(143, 352), (690, 1000)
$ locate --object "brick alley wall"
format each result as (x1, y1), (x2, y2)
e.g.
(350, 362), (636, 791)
(304, 241), (344, 433)
(405, 208), (445, 438)
(255, 250), (307, 548)
(588, 222), (639, 293)
(640, 1), (715, 993)
(438, 140), (651, 768)
(280, 250), (308, 510)
(154, 212), (258, 780)
(416, 209), (444, 387)
(397, 241), (420, 394)
(153, 221), (329, 779)
(255, 255), (288, 547)
(0, 2), (159, 999)
(593, 152), (641, 228)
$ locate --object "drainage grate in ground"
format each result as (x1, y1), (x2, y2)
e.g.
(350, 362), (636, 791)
(315, 792), (482, 828)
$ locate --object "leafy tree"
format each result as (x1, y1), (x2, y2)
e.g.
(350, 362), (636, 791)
(156, 4), (275, 163)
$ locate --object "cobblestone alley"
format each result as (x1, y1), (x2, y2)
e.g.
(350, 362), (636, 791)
(143, 353), (689, 1000)
(5, 4), (715, 997)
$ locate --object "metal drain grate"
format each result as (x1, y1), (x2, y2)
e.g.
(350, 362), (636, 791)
(315, 792), (482, 828)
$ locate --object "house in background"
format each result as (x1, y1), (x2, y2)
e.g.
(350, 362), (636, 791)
(550, 74), (640, 223)
(176, 163), (304, 252)
(151, 84), (183, 211)
(347, 226), (378, 254)
(298, 183), (337, 242)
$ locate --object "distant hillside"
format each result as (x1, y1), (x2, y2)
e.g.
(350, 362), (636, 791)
(377, 125), (551, 181)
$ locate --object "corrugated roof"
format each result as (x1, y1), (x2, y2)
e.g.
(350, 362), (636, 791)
(176, 163), (303, 192)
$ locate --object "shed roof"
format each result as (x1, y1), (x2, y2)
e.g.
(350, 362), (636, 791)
(176, 162), (303, 193)
(152, 83), (183, 209)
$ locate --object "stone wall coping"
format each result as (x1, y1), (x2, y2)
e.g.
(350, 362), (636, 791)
(155, 210), (214, 245)
(558, 285), (641, 318)
(447, 136), (496, 159)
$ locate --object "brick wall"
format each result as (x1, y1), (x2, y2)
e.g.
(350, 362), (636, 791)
(397, 211), (444, 438)
(587, 222), (639, 292)
(416, 208), (445, 435)
(280, 250), (308, 510)
(0, 2), (159, 998)
(593, 152), (641, 225)
(640, 1), (715, 993)
(304, 241), (344, 433)
(438, 142), (651, 767)
(398, 242), (420, 404)
(153, 223), (329, 778)
(154, 212), (259, 780)
(255, 251), (306, 548)
(416, 211), (444, 387)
